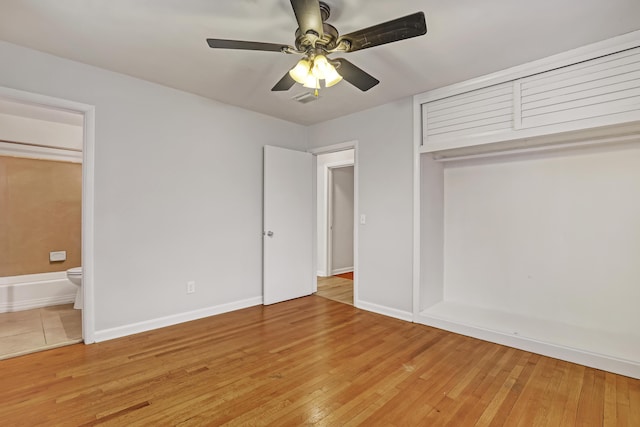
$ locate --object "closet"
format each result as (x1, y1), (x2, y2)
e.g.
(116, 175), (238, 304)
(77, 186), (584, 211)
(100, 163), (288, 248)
(413, 31), (640, 379)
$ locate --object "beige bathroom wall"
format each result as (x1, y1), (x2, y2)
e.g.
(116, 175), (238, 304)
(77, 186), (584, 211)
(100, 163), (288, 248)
(0, 155), (81, 276)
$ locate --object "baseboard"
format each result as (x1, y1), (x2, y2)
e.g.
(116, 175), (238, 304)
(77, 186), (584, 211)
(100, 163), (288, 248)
(355, 300), (413, 322)
(0, 294), (76, 313)
(94, 296), (263, 342)
(331, 267), (354, 275)
(0, 274), (76, 313)
(415, 312), (640, 380)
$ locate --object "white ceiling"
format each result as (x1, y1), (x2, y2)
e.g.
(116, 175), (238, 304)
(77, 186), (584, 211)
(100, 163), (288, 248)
(1, 0), (639, 126)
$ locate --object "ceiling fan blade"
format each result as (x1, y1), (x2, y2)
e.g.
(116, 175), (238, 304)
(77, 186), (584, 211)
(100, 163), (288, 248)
(206, 39), (292, 53)
(271, 72), (297, 92)
(338, 12), (427, 53)
(290, 0), (324, 38)
(333, 58), (379, 92)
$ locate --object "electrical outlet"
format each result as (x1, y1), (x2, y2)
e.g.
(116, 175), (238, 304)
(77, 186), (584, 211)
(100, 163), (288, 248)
(187, 281), (196, 294)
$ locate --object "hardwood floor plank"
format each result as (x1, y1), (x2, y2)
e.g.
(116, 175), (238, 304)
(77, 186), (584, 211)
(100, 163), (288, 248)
(424, 346), (505, 425)
(513, 356), (559, 427)
(575, 368), (606, 425)
(451, 347), (522, 426)
(629, 379), (640, 426)
(316, 276), (353, 305)
(603, 372), (618, 427)
(559, 363), (587, 426)
(614, 374), (631, 426)
(473, 351), (533, 427)
(1, 295), (639, 426)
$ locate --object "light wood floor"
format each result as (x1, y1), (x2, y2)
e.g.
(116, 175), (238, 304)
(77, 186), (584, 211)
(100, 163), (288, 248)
(316, 275), (353, 305)
(1, 296), (638, 426)
(0, 303), (82, 359)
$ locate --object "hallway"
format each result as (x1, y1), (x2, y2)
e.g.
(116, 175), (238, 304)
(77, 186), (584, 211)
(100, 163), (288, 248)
(316, 274), (353, 305)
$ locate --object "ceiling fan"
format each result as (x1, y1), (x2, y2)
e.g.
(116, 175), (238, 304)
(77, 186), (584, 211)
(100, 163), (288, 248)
(206, 0), (427, 94)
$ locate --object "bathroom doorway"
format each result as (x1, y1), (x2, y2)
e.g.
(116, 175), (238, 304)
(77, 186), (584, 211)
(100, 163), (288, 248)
(0, 89), (95, 357)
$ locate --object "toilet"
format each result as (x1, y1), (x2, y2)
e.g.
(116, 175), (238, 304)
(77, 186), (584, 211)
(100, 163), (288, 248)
(66, 267), (83, 309)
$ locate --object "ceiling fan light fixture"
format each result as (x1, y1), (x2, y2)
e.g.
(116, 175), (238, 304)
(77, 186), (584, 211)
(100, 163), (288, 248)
(302, 73), (320, 89)
(311, 54), (342, 88)
(287, 53), (346, 92)
(312, 54), (331, 78)
(324, 66), (343, 87)
(289, 58), (312, 84)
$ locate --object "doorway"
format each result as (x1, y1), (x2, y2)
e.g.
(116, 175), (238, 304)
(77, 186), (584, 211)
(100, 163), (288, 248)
(313, 146), (356, 306)
(0, 86), (96, 352)
(328, 165), (354, 276)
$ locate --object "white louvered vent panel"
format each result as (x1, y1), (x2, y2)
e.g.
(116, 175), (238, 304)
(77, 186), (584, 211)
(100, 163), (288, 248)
(423, 82), (514, 145)
(520, 47), (640, 129)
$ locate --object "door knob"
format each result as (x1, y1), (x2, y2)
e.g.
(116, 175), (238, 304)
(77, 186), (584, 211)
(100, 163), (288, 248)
(265, 231), (274, 237)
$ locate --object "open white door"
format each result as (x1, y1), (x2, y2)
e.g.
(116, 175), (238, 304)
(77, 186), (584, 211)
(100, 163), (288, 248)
(263, 145), (314, 305)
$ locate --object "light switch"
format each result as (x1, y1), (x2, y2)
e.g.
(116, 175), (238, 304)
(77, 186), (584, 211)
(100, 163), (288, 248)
(360, 214), (366, 225)
(50, 251), (66, 262)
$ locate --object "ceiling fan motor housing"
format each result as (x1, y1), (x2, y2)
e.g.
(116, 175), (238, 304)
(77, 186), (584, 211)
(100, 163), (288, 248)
(294, 2), (338, 52)
(295, 24), (339, 51)
(319, 1), (330, 21)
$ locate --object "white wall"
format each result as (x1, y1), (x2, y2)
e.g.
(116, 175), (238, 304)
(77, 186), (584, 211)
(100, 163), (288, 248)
(316, 150), (354, 276)
(309, 99), (414, 317)
(331, 166), (354, 273)
(0, 41), (307, 333)
(443, 142), (640, 335)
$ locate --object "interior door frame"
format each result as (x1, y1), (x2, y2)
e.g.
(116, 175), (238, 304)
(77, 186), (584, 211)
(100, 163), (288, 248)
(0, 86), (96, 343)
(309, 141), (359, 305)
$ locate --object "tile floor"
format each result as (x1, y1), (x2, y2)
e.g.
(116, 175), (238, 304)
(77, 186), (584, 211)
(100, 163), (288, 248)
(0, 304), (82, 359)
